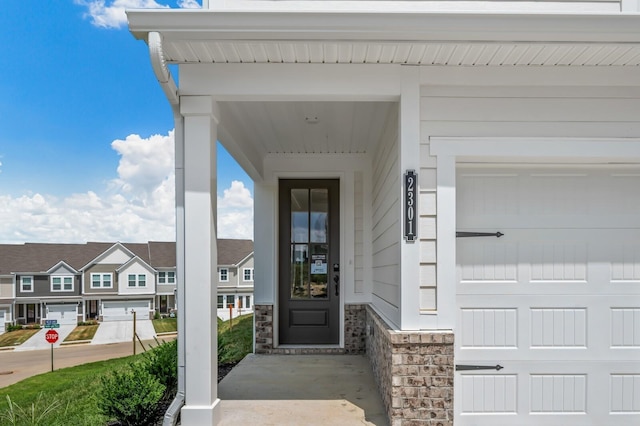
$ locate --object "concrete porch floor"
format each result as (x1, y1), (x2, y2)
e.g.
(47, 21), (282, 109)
(218, 354), (389, 425)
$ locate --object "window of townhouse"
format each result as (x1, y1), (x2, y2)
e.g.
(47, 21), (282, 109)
(243, 268), (254, 283)
(51, 276), (74, 292)
(20, 276), (34, 292)
(219, 268), (229, 282)
(91, 273), (112, 288)
(128, 274), (147, 287)
(158, 271), (175, 284)
(217, 294), (236, 308)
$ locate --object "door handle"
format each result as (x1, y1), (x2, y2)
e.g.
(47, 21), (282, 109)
(333, 275), (339, 296)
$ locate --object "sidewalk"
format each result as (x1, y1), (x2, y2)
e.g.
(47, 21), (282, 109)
(14, 325), (76, 351)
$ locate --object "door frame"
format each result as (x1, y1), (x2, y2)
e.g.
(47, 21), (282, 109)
(278, 179), (341, 345)
(273, 173), (347, 348)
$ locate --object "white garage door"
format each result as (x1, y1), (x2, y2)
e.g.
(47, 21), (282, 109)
(102, 301), (150, 321)
(47, 305), (78, 325)
(0, 311), (5, 333)
(455, 166), (640, 425)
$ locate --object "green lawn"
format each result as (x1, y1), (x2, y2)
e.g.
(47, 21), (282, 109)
(152, 318), (177, 333)
(0, 315), (254, 425)
(64, 325), (99, 342)
(0, 356), (136, 426)
(218, 313), (253, 364)
(0, 329), (40, 348)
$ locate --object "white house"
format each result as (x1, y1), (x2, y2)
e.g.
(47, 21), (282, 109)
(128, 1), (640, 425)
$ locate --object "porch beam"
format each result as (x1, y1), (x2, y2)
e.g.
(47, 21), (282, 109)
(179, 95), (221, 425)
(180, 63), (402, 100)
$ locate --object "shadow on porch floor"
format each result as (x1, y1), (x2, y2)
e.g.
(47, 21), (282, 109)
(218, 354), (389, 425)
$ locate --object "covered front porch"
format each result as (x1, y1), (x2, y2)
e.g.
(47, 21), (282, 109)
(218, 353), (388, 425)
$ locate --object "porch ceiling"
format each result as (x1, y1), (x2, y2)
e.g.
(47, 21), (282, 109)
(219, 101), (395, 157)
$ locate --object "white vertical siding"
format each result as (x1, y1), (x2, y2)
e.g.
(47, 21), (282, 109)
(354, 171), (364, 294)
(371, 104), (401, 326)
(420, 86), (640, 139)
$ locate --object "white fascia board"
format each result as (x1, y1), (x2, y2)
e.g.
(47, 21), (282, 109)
(115, 256), (156, 273)
(46, 261), (78, 275)
(128, 10), (640, 44)
(79, 242), (135, 271)
(236, 253), (254, 268)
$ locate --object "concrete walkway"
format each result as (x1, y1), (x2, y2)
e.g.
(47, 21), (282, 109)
(14, 325), (76, 351)
(91, 320), (156, 345)
(218, 354), (389, 426)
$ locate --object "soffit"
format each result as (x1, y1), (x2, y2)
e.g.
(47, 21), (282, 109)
(163, 41), (640, 66)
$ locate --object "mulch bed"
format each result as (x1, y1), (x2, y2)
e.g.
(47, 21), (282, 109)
(218, 361), (238, 382)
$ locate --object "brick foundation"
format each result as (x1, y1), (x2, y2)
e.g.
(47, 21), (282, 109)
(254, 304), (274, 353)
(254, 303), (366, 354)
(345, 303), (367, 354)
(365, 306), (454, 426)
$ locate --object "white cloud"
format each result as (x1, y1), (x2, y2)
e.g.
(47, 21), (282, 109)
(76, 0), (170, 29)
(177, 0), (200, 8)
(217, 180), (254, 240)
(0, 130), (254, 244)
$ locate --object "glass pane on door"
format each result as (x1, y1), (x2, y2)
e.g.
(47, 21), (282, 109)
(291, 244), (310, 298)
(289, 187), (330, 300)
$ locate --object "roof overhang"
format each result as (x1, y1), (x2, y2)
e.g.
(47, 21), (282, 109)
(128, 10), (640, 66)
(127, 9), (640, 181)
(129, 10), (640, 43)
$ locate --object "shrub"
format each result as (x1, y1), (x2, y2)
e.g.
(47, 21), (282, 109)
(142, 340), (178, 400)
(153, 310), (161, 320)
(97, 362), (165, 426)
(77, 320), (98, 326)
(6, 324), (22, 332)
(24, 324), (41, 330)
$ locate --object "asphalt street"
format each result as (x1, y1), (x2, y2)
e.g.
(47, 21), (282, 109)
(0, 336), (175, 389)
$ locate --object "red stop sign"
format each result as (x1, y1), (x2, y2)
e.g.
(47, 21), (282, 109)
(45, 330), (59, 344)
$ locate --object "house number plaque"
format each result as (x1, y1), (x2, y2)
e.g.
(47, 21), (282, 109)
(404, 170), (417, 242)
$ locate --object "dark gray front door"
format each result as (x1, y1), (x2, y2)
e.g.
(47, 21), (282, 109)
(279, 179), (340, 344)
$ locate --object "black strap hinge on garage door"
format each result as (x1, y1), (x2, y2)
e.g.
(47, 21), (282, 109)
(456, 364), (504, 371)
(456, 231), (504, 238)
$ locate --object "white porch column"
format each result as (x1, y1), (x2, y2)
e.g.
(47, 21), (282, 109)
(399, 65), (421, 330)
(179, 96), (220, 425)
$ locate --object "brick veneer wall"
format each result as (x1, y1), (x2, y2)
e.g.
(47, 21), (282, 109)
(254, 304), (367, 355)
(365, 305), (454, 426)
(345, 304), (367, 354)
(254, 304), (273, 353)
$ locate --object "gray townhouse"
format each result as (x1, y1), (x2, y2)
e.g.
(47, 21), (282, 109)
(0, 240), (253, 330)
(216, 239), (254, 314)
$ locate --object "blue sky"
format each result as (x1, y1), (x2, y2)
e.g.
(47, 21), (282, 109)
(0, 1), (254, 243)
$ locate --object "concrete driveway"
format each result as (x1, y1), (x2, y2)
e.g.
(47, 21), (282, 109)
(14, 325), (76, 351)
(91, 320), (156, 345)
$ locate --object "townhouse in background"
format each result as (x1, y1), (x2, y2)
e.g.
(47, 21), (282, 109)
(0, 239), (253, 329)
(216, 239), (254, 317)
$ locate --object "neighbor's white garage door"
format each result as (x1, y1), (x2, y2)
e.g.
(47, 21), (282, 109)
(455, 166), (640, 425)
(102, 301), (149, 321)
(47, 305), (77, 325)
(0, 311), (5, 333)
